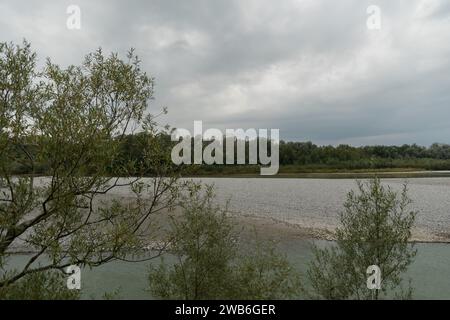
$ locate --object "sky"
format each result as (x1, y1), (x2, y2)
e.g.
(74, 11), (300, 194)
(1, 0), (450, 146)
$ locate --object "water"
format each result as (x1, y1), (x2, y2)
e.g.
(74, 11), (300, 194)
(81, 240), (450, 299)
(7, 240), (450, 299)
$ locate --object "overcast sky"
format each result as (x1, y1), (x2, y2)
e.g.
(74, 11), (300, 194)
(1, 0), (449, 145)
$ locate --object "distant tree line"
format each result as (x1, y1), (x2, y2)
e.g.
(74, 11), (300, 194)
(280, 141), (450, 164)
(8, 132), (450, 175)
(278, 141), (450, 171)
(115, 134), (450, 173)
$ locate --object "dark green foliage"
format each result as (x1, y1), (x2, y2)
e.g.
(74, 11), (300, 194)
(7, 132), (450, 175)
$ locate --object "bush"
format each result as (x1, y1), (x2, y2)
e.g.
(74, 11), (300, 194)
(0, 271), (80, 300)
(147, 185), (301, 300)
(307, 178), (417, 300)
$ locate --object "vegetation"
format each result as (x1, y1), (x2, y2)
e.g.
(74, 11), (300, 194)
(6, 128), (450, 176)
(280, 141), (450, 168)
(147, 185), (301, 299)
(0, 40), (183, 297)
(78, 136), (450, 174)
(306, 178), (417, 300)
(0, 271), (79, 300)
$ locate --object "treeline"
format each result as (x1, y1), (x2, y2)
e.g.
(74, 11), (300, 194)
(280, 141), (450, 163)
(116, 134), (450, 173)
(8, 132), (450, 175)
(278, 141), (450, 171)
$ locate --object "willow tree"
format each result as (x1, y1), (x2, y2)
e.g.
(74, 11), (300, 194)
(0, 41), (181, 293)
(307, 178), (417, 300)
(148, 185), (301, 300)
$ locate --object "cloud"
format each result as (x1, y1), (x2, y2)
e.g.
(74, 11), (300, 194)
(1, 0), (449, 145)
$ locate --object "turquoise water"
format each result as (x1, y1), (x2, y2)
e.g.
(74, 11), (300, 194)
(6, 240), (449, 299)
(280, 240), (450, 300)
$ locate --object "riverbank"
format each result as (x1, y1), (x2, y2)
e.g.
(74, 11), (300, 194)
(185, 170), (450, 179)
(13, 169), (450, 180)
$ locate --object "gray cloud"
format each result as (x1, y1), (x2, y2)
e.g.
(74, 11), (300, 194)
(1, 0), (449, 145)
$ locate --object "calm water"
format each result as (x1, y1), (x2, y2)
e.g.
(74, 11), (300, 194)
(6, 240), (450, 299)
(84, 241), (450, 300)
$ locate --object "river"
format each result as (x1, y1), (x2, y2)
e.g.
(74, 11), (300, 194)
(5, 177), (450, 299)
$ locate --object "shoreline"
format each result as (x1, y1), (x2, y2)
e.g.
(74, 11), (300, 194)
(13, 170), (450, 180)
(183, 170), (450, 179)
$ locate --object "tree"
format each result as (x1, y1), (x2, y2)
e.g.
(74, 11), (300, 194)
(147, 184), (301, 300)
(307, 178), (417, 300)
(0, 40), (182, 295)
(0, 271), (79, 300)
